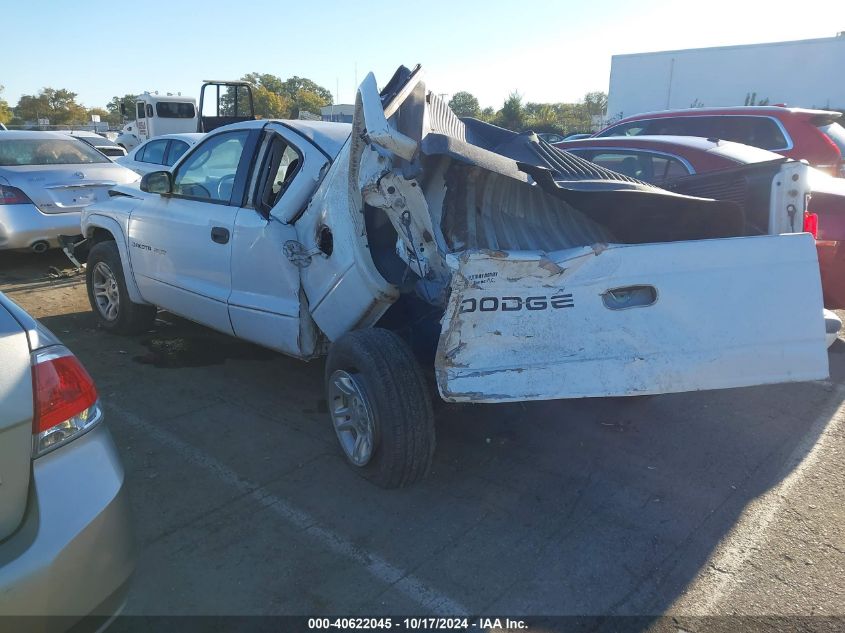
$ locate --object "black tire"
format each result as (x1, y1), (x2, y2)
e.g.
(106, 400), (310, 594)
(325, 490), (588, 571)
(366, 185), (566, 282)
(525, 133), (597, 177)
(86, 240), (156, 335)
(325, 328), (435, 489)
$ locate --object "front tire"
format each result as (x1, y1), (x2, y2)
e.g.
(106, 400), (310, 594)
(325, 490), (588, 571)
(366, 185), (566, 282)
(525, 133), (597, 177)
(86, 240), (156, 334)
(325, 329), (435, 489)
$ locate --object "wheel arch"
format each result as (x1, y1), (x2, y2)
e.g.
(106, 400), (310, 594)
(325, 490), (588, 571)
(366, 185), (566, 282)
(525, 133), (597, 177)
(83, 214), (146, 305)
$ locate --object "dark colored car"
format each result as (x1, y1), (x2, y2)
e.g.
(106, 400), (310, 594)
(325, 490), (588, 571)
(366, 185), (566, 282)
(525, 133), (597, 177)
(593, 106), (845, 177)
(556, 135), (845, 309)
(69, 133), (128, 159)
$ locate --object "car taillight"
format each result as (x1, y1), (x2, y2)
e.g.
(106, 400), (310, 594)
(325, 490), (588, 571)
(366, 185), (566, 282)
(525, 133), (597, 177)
(0, 184), (34, 205)
(803, 212), (819, 239)
(31, 346), (101, 457)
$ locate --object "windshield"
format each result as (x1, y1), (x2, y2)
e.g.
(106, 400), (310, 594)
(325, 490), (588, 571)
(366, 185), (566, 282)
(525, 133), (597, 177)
(156, 102), (196, 118)
(0, 138), (111, 166)
(818, 122), (845, 155)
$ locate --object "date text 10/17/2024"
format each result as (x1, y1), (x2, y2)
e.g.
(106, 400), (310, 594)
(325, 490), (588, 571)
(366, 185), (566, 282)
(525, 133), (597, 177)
(307, 618), (528, 631)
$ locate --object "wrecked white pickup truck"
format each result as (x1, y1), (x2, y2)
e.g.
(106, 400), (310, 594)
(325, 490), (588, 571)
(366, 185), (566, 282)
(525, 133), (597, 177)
(80, 65), (834, 488)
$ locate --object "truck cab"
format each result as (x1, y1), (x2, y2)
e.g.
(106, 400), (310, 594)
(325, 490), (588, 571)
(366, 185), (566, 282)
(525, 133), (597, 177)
(133, 93), (198, 142)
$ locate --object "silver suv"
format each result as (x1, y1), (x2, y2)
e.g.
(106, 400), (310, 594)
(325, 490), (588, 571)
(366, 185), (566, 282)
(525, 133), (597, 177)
(0, 292), (134, 627)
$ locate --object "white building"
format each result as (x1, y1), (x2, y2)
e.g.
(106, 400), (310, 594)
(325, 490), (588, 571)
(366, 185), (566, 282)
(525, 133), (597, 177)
(321, 104), (354, 124)
(607, 34), (845, 121)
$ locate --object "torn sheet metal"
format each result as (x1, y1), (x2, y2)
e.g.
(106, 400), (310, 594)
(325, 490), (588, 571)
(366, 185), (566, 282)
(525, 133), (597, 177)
(436, 233), (828, 403)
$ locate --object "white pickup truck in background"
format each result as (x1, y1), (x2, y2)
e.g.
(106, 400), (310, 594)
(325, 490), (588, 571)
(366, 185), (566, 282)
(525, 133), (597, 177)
(79, 65), (836, 488)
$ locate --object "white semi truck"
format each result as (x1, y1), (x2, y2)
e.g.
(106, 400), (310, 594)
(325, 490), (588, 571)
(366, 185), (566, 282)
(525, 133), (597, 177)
(116, 81), (254, 150)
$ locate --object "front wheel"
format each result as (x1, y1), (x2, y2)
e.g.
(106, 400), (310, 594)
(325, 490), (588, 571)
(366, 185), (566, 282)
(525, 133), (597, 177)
(86, 240), (157, 334)
(325, 328), (435, 489)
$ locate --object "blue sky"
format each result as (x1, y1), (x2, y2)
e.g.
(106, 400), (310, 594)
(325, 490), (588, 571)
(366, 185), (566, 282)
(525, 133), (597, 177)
(1, 0), (843, 109)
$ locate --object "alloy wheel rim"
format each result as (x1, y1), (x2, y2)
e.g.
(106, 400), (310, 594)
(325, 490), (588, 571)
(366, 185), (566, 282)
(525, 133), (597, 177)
(328, 370), (376, 467)
(92, 262), (120, 321)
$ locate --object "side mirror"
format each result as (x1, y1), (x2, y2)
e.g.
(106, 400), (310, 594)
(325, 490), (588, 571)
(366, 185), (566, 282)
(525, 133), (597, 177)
(140, 171), (173, 195)
(120, 103), (126, 116)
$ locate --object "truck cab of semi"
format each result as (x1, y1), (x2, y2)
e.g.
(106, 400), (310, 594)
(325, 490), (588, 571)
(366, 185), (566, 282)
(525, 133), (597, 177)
(116, 81), (255, 151)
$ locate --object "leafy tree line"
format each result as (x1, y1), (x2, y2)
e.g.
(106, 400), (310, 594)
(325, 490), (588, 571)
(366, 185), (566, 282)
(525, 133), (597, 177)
(448, 89), (608, 135)
(1, 79), (606, 134)
(0, 72), (335, 128)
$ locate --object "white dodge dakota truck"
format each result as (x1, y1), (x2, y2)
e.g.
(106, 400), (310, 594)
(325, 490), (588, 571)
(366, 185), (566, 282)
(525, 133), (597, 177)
(80, 66), (835, 488)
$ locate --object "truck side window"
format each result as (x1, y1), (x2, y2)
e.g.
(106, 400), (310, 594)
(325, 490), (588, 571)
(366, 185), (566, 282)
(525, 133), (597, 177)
(254, 134), (302, 216)
(172, 130), (250, 203)
(146, 104), (154, 118)
(136, 103), (145, 119)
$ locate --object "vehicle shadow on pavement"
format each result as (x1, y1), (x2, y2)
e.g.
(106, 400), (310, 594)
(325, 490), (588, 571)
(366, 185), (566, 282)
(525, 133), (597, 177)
(29, 303), (845, 623)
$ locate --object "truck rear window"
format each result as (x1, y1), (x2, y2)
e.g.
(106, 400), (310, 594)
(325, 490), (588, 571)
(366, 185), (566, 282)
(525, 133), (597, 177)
(156, 102), (196, 119)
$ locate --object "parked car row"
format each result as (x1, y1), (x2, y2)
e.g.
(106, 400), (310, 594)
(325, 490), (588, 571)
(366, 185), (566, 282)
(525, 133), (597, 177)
(0, 131), (139, 252)
(593, 106), (845, 177)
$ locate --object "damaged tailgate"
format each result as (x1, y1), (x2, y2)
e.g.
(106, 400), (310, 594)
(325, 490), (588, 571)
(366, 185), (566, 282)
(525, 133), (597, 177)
(436, 233), (828, 402)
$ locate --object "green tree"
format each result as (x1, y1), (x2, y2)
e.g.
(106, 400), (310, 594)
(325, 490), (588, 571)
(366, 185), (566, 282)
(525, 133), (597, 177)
(581, 91), (608, 118)
(238, 73), (332, 119)
(292, 89), (329, 118)
(251, 85), (292, 118)
(496, 91), (525, 131)
(106, 94), (137, 125)
(279, 76), (333, 105)
(14, 87), (87, 126)
(0, 86), (12, 125)
(448, 91), (481, 118)
(87, 107), (110, 124)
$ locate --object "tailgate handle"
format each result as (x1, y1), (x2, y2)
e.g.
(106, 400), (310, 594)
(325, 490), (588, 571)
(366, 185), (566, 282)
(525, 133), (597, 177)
(602, 285), (657, 310)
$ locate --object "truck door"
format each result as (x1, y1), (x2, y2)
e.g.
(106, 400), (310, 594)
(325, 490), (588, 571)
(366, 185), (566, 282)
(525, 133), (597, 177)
(135, 101), (148, 140)
(227, 123), (329, 358)
(128, 128), (260, 334)
(198, 81), (255, 133)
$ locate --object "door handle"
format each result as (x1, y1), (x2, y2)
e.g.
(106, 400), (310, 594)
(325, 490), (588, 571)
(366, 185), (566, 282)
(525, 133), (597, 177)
(211, 226), (230, 244)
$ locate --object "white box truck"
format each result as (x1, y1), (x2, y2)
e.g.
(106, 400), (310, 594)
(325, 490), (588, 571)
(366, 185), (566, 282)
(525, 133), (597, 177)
(607, 34), (845, 121)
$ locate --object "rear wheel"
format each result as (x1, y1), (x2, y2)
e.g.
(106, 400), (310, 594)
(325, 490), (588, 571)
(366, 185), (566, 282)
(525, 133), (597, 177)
(325, 328), (435, 488)
(86, 240), (156, 334)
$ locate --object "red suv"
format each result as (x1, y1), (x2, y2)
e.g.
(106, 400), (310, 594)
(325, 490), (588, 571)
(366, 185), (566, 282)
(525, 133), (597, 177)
(594, 106), (845, 177)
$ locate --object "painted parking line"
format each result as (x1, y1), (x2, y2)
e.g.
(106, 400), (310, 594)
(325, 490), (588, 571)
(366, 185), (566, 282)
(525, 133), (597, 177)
(110, 404), (469, 615)
(674, 382), (845, 614)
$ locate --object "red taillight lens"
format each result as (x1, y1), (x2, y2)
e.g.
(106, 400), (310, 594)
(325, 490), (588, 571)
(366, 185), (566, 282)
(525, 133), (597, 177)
(0, 184), (34, 205)
(31, 346), (101, 456)
(803, 212), (819, 239)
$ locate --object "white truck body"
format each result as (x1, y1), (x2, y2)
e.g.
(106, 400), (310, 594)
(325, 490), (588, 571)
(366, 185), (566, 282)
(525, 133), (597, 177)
(133, 93), (197, 141)
(82, 67), (829, 405)
(116, 94), (198, 151)
(607, 35), (845, 121)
